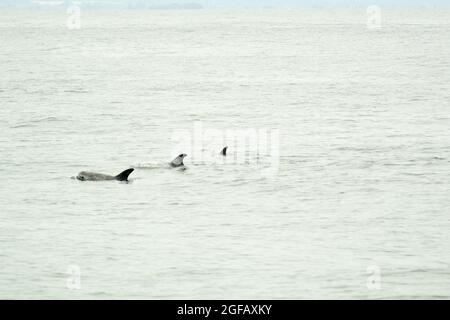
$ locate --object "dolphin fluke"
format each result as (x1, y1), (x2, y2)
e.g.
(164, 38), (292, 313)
(221, 146), (228, 156)
(115, 168), (134, 181)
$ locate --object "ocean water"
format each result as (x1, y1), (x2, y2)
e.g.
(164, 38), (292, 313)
(1, 8), (450, 299)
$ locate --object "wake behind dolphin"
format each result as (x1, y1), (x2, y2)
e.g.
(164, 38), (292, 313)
(75, 168), (134, 181)
(134, 154), (188, 170)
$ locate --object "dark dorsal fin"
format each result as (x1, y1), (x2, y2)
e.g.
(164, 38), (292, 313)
(115, 168), (134, 181)
(221, 146), (228, 156)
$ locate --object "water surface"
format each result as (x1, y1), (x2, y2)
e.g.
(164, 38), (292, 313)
(1, 8), (450, 299)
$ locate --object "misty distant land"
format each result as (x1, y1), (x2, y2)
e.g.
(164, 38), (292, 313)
(1, 0), (448, 10)
(0, 1), (204, 10)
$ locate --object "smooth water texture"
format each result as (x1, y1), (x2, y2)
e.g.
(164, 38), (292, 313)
(1, 9), (450, 299)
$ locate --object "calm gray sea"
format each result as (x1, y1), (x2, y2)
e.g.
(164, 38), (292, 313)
(1, 8), (450, 299)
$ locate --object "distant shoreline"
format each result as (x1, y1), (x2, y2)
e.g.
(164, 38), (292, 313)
(1, 1), (449, 11)
(0, 2), (204, 10)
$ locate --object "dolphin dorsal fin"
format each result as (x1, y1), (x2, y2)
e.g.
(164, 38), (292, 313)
(221, 146), (228, 156)
(115, 168), (134, 181)
(171, 154), (186, 167)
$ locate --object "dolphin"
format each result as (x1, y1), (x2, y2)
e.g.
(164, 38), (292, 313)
(75, 168), (134, 182)
(220, 146), (228, 156)
(170, 154), (187, 168)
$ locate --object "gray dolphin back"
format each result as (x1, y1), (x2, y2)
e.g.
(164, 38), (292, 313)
(76, 168), (134, 181)
(76, 172), (114, 181)
(115, 168), (134, 181)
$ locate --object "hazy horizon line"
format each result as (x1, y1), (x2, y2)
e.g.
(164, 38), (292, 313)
(1, 0), (449, 10)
